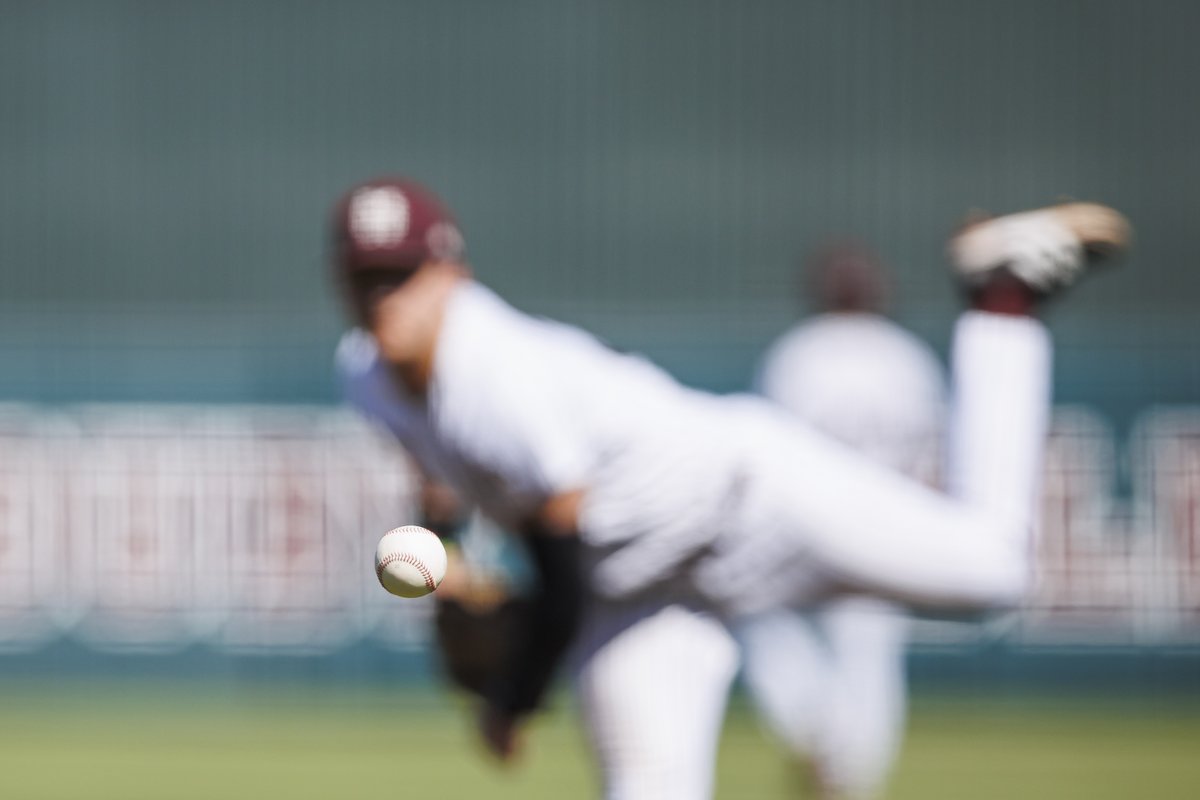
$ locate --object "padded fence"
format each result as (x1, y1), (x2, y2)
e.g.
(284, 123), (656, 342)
(1, 403), (1198, 655)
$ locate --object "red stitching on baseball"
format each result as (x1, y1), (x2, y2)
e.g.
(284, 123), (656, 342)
(376, 551), (436, 591)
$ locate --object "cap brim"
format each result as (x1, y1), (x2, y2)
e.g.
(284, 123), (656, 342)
(341, 243), (430, 272)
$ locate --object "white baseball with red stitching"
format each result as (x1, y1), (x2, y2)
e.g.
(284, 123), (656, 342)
(374, 525), (448, 598)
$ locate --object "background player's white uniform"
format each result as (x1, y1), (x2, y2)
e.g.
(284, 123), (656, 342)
(739, 313), (946, 798)
(338, 280), (1049, 800)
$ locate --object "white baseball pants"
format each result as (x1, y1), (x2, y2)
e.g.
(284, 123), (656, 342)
(737, 599), (908, 799)
(576, 310), (1050, 799)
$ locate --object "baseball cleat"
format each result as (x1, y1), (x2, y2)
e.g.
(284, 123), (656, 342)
(948, 202), (1131, 295)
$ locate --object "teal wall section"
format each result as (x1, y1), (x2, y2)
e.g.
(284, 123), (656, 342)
(0, 1), (1196, 416)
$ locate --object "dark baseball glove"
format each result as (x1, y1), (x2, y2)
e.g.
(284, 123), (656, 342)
(434, 583), (532, 696)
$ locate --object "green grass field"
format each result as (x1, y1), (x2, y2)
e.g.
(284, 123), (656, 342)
(1, 680), (1197, 799)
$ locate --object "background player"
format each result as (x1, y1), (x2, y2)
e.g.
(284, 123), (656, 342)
(333, 176), (1129, 800)
(738, 243), (945, 798)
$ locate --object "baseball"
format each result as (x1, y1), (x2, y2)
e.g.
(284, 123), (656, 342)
(374, 525), (448, 598)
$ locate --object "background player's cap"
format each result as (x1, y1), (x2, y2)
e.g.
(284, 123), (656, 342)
(331, 177), (465, 273)
(805, 241), (889, 314)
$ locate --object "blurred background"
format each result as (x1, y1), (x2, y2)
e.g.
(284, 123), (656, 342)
(0, 1), (1198, 798)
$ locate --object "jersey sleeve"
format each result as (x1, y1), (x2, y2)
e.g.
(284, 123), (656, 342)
(334, 329), (391, 426)
(450, 341), (595, 504)
(433, 299), (603, 512)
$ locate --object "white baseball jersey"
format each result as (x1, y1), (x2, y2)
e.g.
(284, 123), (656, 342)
(337, 281), (740, 599)
(756, 313), (945, 476)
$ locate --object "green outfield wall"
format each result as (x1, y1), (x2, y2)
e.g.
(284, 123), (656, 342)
(0, 1), (1195, 419)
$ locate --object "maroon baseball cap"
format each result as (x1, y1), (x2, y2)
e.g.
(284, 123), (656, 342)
(805, 241), (889, 313)
(331, 177), (465, 273)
